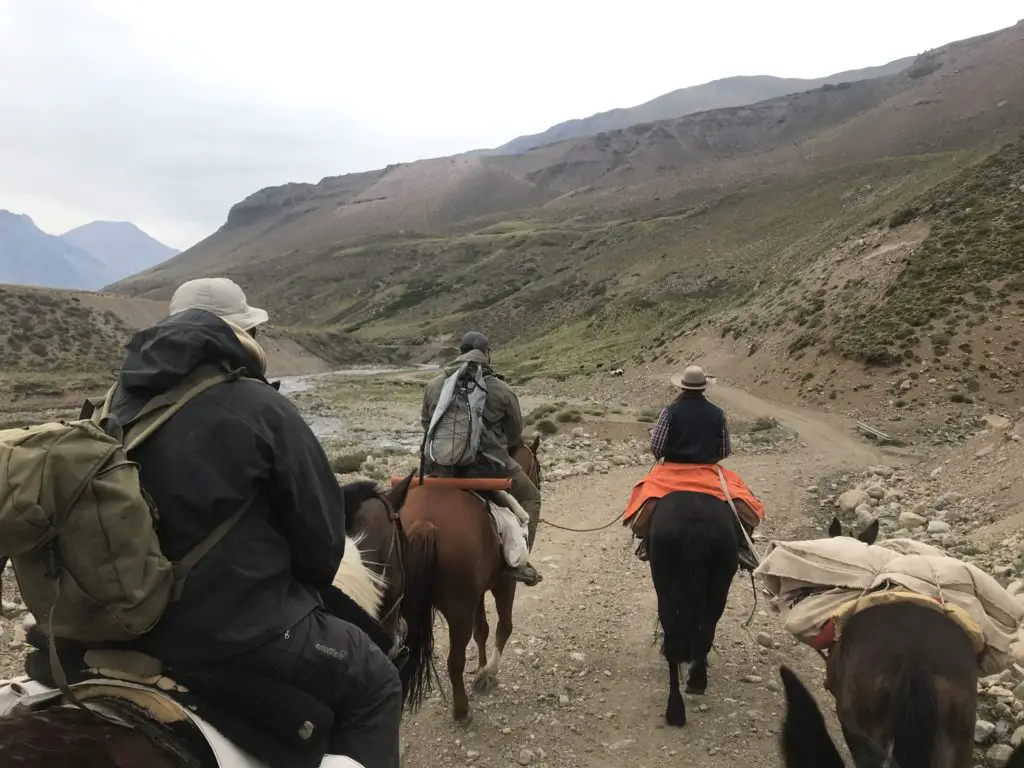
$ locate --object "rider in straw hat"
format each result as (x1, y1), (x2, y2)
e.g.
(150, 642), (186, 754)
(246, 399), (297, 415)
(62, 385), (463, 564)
(626, 365), (761, 570)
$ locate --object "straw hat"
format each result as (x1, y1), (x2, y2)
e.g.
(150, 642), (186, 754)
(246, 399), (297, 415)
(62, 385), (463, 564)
(670, 365), (711, 391)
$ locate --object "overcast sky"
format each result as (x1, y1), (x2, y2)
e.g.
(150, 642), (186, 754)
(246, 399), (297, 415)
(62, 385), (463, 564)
(0, 1), (1019, 250)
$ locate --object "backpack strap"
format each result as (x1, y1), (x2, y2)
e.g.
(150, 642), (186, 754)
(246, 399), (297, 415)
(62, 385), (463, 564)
(171, 494), (255, 601)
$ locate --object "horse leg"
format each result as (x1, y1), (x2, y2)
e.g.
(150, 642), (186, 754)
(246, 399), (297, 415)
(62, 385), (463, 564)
(666, 660), (686, 727)
(471, 595), (490, 679)
(447, 610), (475, 724)
(475, 577), (515, 693)
(686, 566), (731, 695)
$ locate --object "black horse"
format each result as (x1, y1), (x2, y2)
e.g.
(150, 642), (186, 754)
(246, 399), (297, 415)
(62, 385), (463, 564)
(647, 490), (738, 727)
(780, 664), (1024, 768)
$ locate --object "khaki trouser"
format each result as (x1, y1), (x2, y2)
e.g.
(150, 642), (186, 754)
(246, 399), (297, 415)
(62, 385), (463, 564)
(508, 466), (541, 551)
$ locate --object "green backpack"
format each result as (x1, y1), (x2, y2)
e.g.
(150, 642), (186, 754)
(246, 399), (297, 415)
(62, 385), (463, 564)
(0, 364), (253, 690)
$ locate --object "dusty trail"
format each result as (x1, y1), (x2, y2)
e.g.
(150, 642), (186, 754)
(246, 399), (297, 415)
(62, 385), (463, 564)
(399, 386), (890, 768)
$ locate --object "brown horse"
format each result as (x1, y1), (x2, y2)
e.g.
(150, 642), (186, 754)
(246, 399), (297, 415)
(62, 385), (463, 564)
(399, 436), (542, 724)
(822, 517), (979, 768)
(0, 479), (414, 768)
(779, 664), (1024, 768)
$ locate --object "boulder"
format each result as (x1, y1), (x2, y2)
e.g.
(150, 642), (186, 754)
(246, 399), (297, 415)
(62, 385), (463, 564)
(837, 489), (870, 514)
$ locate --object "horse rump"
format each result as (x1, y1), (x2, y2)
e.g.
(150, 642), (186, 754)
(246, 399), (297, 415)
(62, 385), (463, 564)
(829, 601), (975, 768)
(647, 492), (738, 665)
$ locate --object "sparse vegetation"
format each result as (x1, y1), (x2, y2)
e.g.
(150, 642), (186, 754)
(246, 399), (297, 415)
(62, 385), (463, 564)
(637, 408), (661, 423)
(331, 452), (366, 474)
(0, 286), (133, 377)
(830, 136), (1024, 368)
(555, 409), (583, 423)
(535, 419), (558, 435)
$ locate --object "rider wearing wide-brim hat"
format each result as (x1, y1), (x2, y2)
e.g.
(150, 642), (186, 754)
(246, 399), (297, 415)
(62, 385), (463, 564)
(625, 365), (763, 570)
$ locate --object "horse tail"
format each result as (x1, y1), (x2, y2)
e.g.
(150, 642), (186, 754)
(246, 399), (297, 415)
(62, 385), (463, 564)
(400, 520), (438, 711)
(654, 518), (710, 665)
(889, 663), (938, 768)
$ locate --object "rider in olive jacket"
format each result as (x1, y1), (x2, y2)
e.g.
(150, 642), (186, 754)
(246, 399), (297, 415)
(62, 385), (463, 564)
(421, 332), (543, 568)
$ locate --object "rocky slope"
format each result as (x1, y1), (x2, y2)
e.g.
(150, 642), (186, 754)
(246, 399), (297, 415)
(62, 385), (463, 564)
(818, 413), (1024, 766)
(109, 23), (1023, 305)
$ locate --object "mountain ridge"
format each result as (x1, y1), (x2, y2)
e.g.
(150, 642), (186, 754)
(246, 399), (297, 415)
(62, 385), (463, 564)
(481, 56), (916, 156)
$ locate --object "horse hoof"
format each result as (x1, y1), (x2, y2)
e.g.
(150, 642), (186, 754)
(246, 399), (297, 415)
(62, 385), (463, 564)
(455, 709), (474, 727)
(473, 672), (498, 693)
(684, 684), (707, 695)
(665, 705), (686, 727)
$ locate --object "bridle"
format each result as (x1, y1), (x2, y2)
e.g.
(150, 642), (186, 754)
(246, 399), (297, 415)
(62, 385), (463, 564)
(366, 490), (408, 666)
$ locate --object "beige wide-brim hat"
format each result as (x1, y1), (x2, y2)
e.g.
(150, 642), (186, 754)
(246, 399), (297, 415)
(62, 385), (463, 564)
(169, 277), (269, 330)
(670, 365), (711, 391)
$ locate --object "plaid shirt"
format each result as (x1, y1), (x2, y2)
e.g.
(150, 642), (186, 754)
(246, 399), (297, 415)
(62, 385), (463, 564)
(649, 408), (671, 459)
(649, 406), (732, 461)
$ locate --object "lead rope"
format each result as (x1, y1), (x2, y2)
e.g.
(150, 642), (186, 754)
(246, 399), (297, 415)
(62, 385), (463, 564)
(714, 465), (763, 628)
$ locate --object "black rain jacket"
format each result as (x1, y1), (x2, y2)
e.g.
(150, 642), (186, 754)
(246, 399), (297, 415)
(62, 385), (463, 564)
(107, 309), (347, 663)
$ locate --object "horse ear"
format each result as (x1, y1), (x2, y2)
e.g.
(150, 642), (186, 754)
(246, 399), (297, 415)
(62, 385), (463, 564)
(386, 471), (416, 511)
(778, 665), (846, 768)
(828, 517), (843, 538)
(857, 519), (879, 545)
(531, 434), (541, 454)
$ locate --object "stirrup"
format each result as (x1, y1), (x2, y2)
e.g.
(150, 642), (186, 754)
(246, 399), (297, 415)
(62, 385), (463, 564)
(738, 547), (758, 572)
(635, 540), (649, 562)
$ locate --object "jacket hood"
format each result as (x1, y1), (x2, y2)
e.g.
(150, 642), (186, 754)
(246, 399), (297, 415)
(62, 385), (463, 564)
(444, 349), (491, 375)
(113, 309), (266, 406)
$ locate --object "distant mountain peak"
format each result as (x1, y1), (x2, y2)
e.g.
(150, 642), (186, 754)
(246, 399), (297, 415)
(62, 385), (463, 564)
(0, 212), (179, 290)
(60, 220), (179, 282)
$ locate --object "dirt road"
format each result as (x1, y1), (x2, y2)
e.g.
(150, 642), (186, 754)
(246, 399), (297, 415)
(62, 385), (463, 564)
(399, 385), (893, 768)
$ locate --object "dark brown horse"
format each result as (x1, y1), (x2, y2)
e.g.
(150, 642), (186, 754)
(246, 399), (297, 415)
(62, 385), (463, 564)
(822, 517), (979, 768)
(0, 480), (414, 768)
(780, 664), (1024, 768)
(339, 479), (410, 666)
(399, 436), (542, 724)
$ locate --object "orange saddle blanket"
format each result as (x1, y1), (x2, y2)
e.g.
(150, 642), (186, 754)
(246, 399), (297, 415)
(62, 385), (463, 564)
(623, 462), (765, 524)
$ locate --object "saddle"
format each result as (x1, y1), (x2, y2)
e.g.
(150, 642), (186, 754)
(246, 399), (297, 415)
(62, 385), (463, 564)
(21, 626), (333, 768)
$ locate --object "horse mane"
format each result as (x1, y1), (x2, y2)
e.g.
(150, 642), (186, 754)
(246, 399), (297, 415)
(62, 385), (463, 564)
(332, 532), (386, 619)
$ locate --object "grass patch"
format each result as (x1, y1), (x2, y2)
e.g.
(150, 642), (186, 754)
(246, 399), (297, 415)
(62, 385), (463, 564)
(331, 452), (367, 474)
(555, 409), (583, 423)
(637, 407), (661, 423)
(535, 419), (558, 435)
